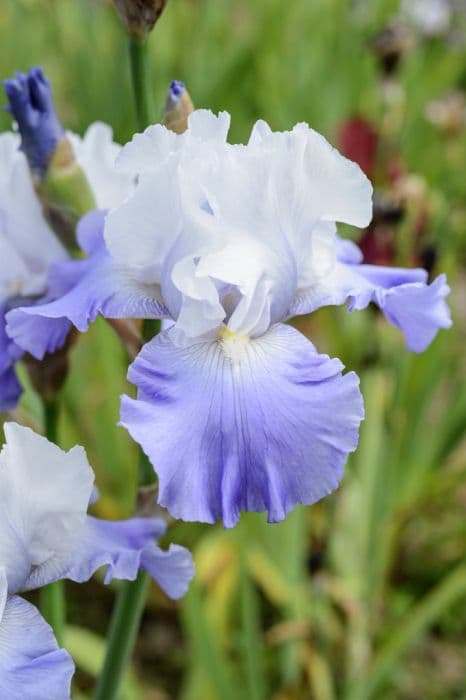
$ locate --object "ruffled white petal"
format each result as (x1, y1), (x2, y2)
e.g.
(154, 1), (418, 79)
(115, 109), (230, 176)
(102, 112), (375, 342)
(0, 132), (66, 300)
(105, 159), (183, 274)
(68, 122), (134, 209)
(0, 424), (94, 593)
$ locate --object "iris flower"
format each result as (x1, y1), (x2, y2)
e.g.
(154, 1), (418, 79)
(8, 112), (451, 526)
(0, 422), (194, 698)
(0, 67), (132, 410)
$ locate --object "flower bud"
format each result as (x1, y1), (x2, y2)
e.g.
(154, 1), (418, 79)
(114, 0), (168, 38)
(4, 67), (95, 246)
(162, 80), (194, 134)
(36, 137), (96, 247)
(4, 67), (64, 179)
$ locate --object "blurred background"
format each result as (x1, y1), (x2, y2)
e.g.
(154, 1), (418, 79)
(1, 0), (466, 698)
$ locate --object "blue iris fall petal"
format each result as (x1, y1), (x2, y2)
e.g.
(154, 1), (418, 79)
(121, 323), (364, 527)
(0, 572), (73, 700)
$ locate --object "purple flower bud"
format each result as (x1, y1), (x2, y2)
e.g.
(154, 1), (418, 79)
(169, 79), (185, 100)
(163, 80), (186, 114)
(162, 79), (194, 134)
(3, 67), (64, 177)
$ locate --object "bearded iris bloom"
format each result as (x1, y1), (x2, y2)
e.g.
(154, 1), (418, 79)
(0, 68), (133, 410)
(0, 422), (194, 697)
(8, 112), (451, 527)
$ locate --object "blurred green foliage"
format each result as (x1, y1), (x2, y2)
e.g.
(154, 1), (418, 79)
(1, 0), (466, 698)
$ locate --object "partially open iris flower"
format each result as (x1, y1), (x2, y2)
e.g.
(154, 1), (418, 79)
(7, 111), (451, 526)
(0, 422), (194, 698)
(0, 131), (69, 410)
(0, 67), (133, 410)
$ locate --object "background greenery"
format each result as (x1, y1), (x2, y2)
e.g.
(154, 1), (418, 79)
(1, 0), (466, 698)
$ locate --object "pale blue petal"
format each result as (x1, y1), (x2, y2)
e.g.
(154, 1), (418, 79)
(0, 594), (73, 700)
(4, 257), (77, 361)
(60, 516), (194, 599)
(6, 310), (72, 361)
(7, 209), (168, 357)
(0, 365), (22, 413)
(62, 515), (165, 583)
(289, 240), (451, 352)
(373, 272), (452, 352)
(0, 304), (23, 411)
(140, 544), (195, 599)
(76, 209), (108, 255)
(8, 256), (168, 347)
(121, 323), (364, 527)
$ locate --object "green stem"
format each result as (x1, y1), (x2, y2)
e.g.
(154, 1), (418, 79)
(40, 580), (66, 646)
(239, 553), (267, 700)
(128, 35), (155, 130)
(40, 397), (66, 646)
(93, 572), (150, 700)
(94, 36), (158, 699)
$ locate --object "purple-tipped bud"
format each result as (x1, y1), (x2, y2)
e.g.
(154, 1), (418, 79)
(3, 67), (64, 177)
(162, 79), (194, 134)
(170, 79), (185, 100)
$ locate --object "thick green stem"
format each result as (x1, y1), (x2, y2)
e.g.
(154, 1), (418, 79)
(93, 572), (150, 700)
(40, 397), (66, 646)
(128, 35), (155, 130)
(40, 580), (66, 646)
(239, 553), (267, 700)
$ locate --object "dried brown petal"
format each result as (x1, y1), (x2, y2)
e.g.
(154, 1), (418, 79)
(23, 328), (78, 400)
(114, 0), (168, 37)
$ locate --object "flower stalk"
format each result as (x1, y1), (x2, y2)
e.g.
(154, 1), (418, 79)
(93, 30), (159, 700)
(128, 35), (155, 131)
(39, 396), (66, 647)
(93, 573), (150, 700)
